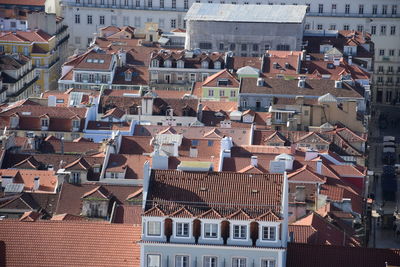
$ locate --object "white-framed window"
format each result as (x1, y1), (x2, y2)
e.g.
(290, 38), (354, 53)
(232, 257), (246, 267)
(71, 172), (80, 184)
(171, 19), (176, 28)
(99, 15), (105, 25)
(151, 59), (159, 67)
(72, 120), (80, 129)
(147, 221), (161, 236)
(164, 60), (172, 68)
(208, 90), (214, 97)
(204, 223), (218, 238)
(175, 255), (189, 267)
(125, 72), (132, 81)
(275, 112), (282, 121)
(189, 73), (196, 82)
(230, 90), (236, 97)
(87, 15), (92, 24)
(219, 90), (225, 97)
(203, 256), (217, 267)
(10, 116), (18, 128)
(159, 0), (164, 8)
(372, 5), (377, 14)
(147, 254), (161, 267)
(201, 61), (209, 69)
(75, 14), (80, 24)
(176, 222), (189, 237)
(233, 225), (247, 239)
(110, 172), (118, 179)
(41, 118), (49, 127)
(214, 61), (221, 69)
(177, 60), (184, 68)
(262, 226), (276, 241)
(261, 259), (276, 267)
(202, 73), (209, 81)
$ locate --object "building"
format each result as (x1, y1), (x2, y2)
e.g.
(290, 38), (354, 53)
(185, 4), (307, 55)
(0, 29), (64, 92)
(0, 54), (39, 102)
(140, 169), (289, 267)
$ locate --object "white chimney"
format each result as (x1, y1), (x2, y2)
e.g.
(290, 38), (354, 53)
(333, 57), (340, 66)
(257, 78), (264, 87)
(189, 146), (198, 158)
(348, 56), (352, 65)
(316, 159), (323, 175)
(33, 176), (40, 191)
(251, 155), (258, 167)
(335, 80), (342, 88)
(305, 150), (319, 161)
(172, 141), (179, 157)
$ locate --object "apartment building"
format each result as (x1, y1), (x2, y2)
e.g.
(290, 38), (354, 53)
(60, 0), (399, 107)
(140, 169), (289, 267)
(0, 54), (39, 102)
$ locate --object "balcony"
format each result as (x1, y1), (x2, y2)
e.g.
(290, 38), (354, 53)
(64, 2), (188, 12)
(307, 11), (399, 19)
(6, 76), (39, 99)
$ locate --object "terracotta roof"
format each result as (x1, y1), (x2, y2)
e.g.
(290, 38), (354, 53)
(202, 69), (239, 88)
(0, 30), (52, 43)
(81, 185), (112, 200)
(101, 107), (125, 119)
(64, 157), (91, 170)
(119, 136), (153, 154)
(288, 165), (326, 183)
(0, 169), (58, 193)
(74, 50), (114, 71)
(56, 183), (142, 216)
(146, 169), (284, 219)
(106, 154), (150, 179)
(0, 220), (141, 267)
(112, 205), (142, 224)
(240, 77), (364, 99)
(19, 211), (41, 221)
(290, 212), (360, 246)
(287, 243), (400, 267)
(51, 213), (89, 221)
(0, 0), (46, 6)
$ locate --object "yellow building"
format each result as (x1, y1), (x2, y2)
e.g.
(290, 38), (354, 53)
(0, 29), (61, 92)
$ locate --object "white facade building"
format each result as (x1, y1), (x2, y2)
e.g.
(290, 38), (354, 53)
(61, 0), (400, 106)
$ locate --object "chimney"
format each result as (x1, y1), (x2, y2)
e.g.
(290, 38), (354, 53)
(298, 79), (305, 88)
(333, 57), (340, 66)
(300, 50), (306, 61)
(316, 159), (323, 175)
(189, 146), (198, 158)
(335, 80), (342, 88)
(250, 155), (258, 167)
(172, 141), (179, 157)
(257, 78), (264, 87)
(60, 137), (64, 155)
(33, 177), (40, 191)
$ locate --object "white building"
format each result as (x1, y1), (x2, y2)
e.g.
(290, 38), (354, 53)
(60, 0), (399, 106)
(184, 3), (307, 54)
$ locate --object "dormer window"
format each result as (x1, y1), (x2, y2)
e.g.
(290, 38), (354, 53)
(204, 223), (218, 238)
(125, 71), (132, 81)
(147, 221), (162, 236)
(233, 224), (247, 239)
(177, 60), (184, 68)
(10, 116), (19, 128)
(176, 222), (189, 237)
(151, 59), (159, 67)
(214, 61), (221, 69)
(262, 226), (276, 241)
(164, 59), (172, 68)
(72, 119), (80, 130)
(201, 61), (209, 69)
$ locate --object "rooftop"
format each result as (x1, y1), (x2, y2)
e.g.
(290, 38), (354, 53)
(185, 3), (307, 23)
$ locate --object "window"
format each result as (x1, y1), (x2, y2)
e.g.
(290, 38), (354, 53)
(191, 140), (199, 146)
(382, 5), (387, 15)
(252, 44), (258, 52)
(358, 4), (363, 14)
(112, 0), (117, 5)
(344, 4), (350, 14)
(277, 44), (289, 51)
(378, 66), (384, 73)
(357, 25), (363, 32)
(318, 4), (323, 13)
(123, 16), (129, 26)
(189, 73), (196, 82)
(381, 25), (387, 35)
(306, 3), (310, 13)
(136, 0), (140, 7)
(99, 15), (105, 25)
(317, 24), (323, 30)
(230, 90), (236, 97)
(171, 19), (176, 28)
(203, 256), (217, 267)
(72, 120), (80, 129)
(372, 5), (377, 15)
(389, 49), (395, 56)
(219, 43), (224, 50)
(371, 25), (376, 35)
(275, 112), (282, 121)
(172, 0), (176, 8)
(233, 225), (247, 239)
(23, 46), (29, 56)
(175, 255), (189, 267)
(230, 43), (236, 50)
(176, 222), (189, 237)
(124, 0), (128, 6)
(261, 259), (276, 267)
(147, 254), (161, 267)
(184, 0), (188, 9)
(134, 17), (141, 27)
(147, 221), (161, 236)
(390, 26), (396, 35)
(110, 172), (118, 179)
(241, 44), (247, 51)
(207, 140), (214, 146)
(75, 14), (80, 24)
(76, 0), (80, 3)
(331, 4), (336, 11)
(177, 60), (184, 68)
(232, 258), (246, 267)
(392, 5), (397, 15)
(262, 226), (276, 241)
(100, 0), (105, 4)
(164, 60), (172, 68)
(71, 172), (80, 184)
(87, 15), (92, 24)
(343, 25), (349, 31)
(304, 24), (310, 30)
(329, 24), (336, 30)
(148, 0), (152, 7)
(41, 118), (49, 127)
(204, 223), (218, 238)
(111, 15), (117, 25)
(201, 60), (209, 68)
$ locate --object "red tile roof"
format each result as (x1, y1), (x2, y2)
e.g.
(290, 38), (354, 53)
(0, 169), (58, 193)
(0, 0), (46, 6)
(202, 69), (239, 88)
(287, 243), (400, 267)
(0, 220), (141, 267)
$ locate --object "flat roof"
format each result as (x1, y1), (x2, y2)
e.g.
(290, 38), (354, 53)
(185, 3), (307, 23)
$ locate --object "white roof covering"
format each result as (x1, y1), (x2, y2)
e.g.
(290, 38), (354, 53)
(185, 3), (307, 23)
(237, 66), (260, 75)
(318, 93), (338, 103)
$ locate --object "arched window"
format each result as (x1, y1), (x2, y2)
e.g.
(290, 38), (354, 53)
(214, 61), (221, 69)
(164, 60), (172, 68)
(177, 60), (184, 68)
(151, 59), (159, 67)
(201, 60), (209, 69)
